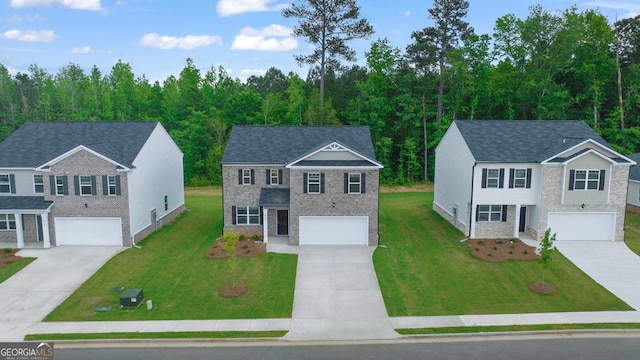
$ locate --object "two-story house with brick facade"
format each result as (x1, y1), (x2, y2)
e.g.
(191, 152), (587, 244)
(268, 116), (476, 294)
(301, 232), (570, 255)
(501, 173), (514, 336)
(434, 120), (635, 242)
(0, 121), (185, 248)
(221, 126), (383, 246)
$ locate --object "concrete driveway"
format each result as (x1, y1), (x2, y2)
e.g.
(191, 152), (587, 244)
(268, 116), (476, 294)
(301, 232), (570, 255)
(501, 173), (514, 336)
(0, 246), (123, 341)
(554, 241), (640, 310)
(284, 246), (399, 341)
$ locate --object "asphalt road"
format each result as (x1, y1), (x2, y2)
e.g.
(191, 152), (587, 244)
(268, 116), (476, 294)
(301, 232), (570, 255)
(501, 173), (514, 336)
(54, 336), (640, 360)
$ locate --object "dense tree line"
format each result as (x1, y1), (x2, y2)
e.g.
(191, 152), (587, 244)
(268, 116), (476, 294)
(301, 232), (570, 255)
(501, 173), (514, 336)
(0, 3), (639, 186)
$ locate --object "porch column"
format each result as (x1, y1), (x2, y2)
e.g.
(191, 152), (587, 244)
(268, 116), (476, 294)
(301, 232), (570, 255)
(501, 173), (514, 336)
(262, 207), (269, 244)
(41, 213), (51, 248)
(15, 213), (24, 249)
(513, 204), (521, 239)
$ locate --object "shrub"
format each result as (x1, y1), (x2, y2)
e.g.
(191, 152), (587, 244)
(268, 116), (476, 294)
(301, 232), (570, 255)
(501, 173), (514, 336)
(493, 246), (498, 250)
(477, 240), (484, 245)
(510, 244), (516, 249)
(496, 238), (503, 244)
(3, 248), (12, 254)
(252, 234), (260, 240)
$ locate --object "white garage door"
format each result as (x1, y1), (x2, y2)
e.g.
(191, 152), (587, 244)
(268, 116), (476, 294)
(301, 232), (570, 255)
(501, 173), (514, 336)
(547, 212), (615, 241)
(55, 217), (122, 246)
(299, 216), (368, 245)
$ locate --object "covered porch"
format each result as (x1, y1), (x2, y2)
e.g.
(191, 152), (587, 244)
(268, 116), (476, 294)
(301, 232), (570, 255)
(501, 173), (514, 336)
(259, 188), (290, 244)
(0, 196), (53, 249)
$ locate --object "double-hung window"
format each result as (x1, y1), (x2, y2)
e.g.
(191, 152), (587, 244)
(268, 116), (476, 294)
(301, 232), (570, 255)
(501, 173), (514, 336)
(0, 174), (11, 193)
(80, 176), (92, 195)
(33, 174), (44, 194)
(486, 169), (500, 188)
(307, 173), (321, 194)
(239, 169), (254, 185)
(477, 205), (504, 222)
(236, 206), (260, 225)
(348, 173), (362, 194)
(55, 176), (65, 195)
(573, 170), (600, 190)
(107, 175), (117, 195)
(513, 169), (527, 188)
(0, 214), (16, 230)
(270, 169), (279, 185)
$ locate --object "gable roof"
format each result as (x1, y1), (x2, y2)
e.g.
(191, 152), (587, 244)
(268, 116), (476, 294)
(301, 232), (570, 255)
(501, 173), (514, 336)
(0, 122), (158, 168)
(629, 153), (640, 181)
(454, 120), (612, 163)
(221, 126), (378, 164)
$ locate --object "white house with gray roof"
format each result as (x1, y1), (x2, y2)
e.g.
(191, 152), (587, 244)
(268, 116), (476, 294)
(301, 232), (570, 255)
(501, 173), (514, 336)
(627, 153), (640, 209)
(434, 120), (636, 242)
(221, 126), (383, 246)
(0, 121), (185, 248)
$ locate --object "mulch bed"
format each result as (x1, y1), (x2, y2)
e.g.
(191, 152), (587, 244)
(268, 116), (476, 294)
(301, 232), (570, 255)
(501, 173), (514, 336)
(218, 284), (247, 298)
(0, 249), (22, 269)
(205, 237), (266, 260)
(468, 238), (539, 263)
(529, 281), (557, 295)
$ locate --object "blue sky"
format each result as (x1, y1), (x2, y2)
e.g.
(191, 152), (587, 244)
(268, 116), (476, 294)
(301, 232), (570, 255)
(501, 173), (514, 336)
(1, 0), (638, 83)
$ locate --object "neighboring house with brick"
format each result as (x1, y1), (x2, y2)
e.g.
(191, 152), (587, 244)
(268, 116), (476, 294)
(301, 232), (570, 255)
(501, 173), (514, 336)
(221, 126), (383, 246)
(627, 153), (640, 210)
(0, 121), (185, 248)
(433, 120), (635, 242)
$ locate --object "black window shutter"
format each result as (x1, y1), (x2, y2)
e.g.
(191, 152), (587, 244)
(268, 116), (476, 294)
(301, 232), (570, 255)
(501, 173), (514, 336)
(509, 169), (515, 188)
(502, 205), (508, 222)
(238, 169), (242, 184)
(49, 176), (55, 195)
(526, 168), (532, 188)
(475, 205), (479, 221)
(63, 175), (69, 195)
(569, 170), (575, 190)
(320, 173), (325, 193)
(266, 169), (270, 184)
(231, 206), (236, 225)
(481, 168), (487, 188)
(344, 173), (348, 193)
(361, 173), (366, 193)
(9, 174), (15, 193)
(115, 175), (121, 195)
(499, 168), (505, 188)
(599, 170), (606, 191)
(74, 176), (80, 195)
(303, 173), (307, 193)
(91, 176), (97, 195)
(259, 206), (263, 224)
(102, 176), (108, 195)
(278, 169), (283, 184)
(250, 169), (255, 184)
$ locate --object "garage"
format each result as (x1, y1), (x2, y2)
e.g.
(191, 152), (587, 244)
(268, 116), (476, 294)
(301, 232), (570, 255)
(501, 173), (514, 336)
(299, 216), (368, 245)
(54, 217), (123, 246)
(547, 212), (615, 241)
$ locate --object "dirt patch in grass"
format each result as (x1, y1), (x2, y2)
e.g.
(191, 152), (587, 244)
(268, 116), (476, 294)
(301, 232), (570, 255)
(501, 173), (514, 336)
(0, 249), (22, 268)
(219, 284), (247, 298)
(381, 183), (433, 193)
(185, 186), (222, 196)
(205, 238), (266, 259)
(529, 282), (557, 295)
(469, 238), (539, 263)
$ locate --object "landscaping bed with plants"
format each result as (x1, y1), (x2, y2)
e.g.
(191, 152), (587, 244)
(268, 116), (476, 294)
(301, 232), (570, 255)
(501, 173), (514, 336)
(468, 238), (538, 262)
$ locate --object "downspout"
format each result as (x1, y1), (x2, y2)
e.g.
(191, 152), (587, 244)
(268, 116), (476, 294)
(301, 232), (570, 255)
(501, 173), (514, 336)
(469, 162), (476, 238)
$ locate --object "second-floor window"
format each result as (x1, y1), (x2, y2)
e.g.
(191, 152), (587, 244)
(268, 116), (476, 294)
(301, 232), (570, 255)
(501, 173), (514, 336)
(570, 169), (604, 191)
(509, 168), (532, 189)
(107, 175), (117, 196)
(348, 173), (362, 194)
(269, 169), (281, 185)
(239, 169), (254, 185)
(80, 176), (92, 195)
(0, 174), (11, 193)
(307, 173), (321, 194)
(55, 176), (66, 195)
(33, 174), (44, 194)
(481, 168), (504, 188)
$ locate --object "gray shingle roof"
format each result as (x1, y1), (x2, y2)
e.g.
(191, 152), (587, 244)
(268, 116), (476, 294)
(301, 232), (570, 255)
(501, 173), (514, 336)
(629, 153), (640, 181)
(259, 188), (290, 206)
(221, 126), (378, 164)
(0, 196), (53, 211)
(454, 120), (612, 163)
(0, 122), (158, 168)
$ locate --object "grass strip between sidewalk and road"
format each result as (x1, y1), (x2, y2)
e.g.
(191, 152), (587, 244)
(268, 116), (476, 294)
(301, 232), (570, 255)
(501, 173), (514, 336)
(397, 323), (640, 335)
(24, 330), (287, 341)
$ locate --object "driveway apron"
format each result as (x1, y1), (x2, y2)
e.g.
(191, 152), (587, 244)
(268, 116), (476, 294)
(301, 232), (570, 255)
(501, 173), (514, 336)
(284, 246), (399, 341)
(0, 246), (123, 341)
(555, 241), (640, 310)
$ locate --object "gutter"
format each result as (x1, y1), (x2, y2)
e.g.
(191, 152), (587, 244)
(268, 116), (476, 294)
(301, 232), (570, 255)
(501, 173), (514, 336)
(469, 162), (476, 238)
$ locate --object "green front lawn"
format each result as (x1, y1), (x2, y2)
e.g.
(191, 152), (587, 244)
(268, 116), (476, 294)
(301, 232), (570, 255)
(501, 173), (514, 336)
(44, 194), (297, 321)
(0, 256), (35, 285)
(374, 192), (632, 316)
(625, 210), (640, 256)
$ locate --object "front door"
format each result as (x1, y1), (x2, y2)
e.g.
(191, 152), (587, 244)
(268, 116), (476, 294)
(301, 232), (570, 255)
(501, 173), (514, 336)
(36, 215), (44, 242)
(277, 210), (289, 236)
(519, 207), (527, 232)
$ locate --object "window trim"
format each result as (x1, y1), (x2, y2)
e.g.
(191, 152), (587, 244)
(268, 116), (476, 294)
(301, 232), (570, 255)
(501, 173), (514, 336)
(573, 169), (600, 191)
(55, 176), (65, 196)
(0, 214), (16, 231)
(307, 172), (321, 194)
(486, 169), (500, 188)
(270, 169), (279, 185)
(235, 205), (260, 225)
(79, 175), (93, 196)
(107, 175), (117, 196)
(0, 174), (11, 194)
(33, 174), (44, 194)
(348, 173), (362, 194)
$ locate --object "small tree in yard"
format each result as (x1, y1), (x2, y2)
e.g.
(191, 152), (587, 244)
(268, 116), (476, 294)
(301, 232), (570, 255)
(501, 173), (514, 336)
(539, 227), (557, 290)
(221, 229), (241, 289)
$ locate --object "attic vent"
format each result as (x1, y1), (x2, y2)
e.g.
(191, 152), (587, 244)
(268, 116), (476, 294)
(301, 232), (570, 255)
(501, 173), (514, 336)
(324, 143), (346, 151)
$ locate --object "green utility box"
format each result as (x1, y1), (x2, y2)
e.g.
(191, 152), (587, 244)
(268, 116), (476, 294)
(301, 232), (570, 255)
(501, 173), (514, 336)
(120, 288), (144, 307)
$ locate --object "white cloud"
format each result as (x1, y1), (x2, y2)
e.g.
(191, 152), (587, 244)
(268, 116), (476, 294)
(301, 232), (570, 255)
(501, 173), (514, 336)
(139, 33), (223, 50)
(231, 24), (297, 51)
(72, 45), (91, 54)
(217, 0), (288, 17)
(2, 14), (46, 23)
(2, 29), (55, 42)
(10, 0), (102, 11)
(584, 1), (640, 19)
(240, 68), (267, 77)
